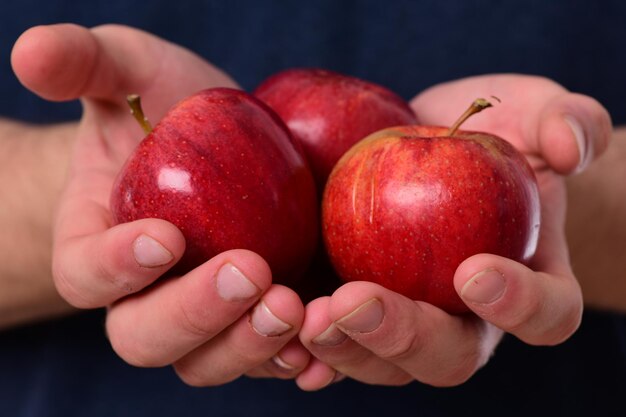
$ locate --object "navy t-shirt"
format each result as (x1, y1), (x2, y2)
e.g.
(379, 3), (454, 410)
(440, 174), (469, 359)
(1, 1), (625, 416)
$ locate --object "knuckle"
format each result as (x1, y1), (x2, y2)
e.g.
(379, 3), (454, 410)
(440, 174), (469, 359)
(176, 297), (218, 339)
(52, 240), (134, 309)
(244, 366), (274, 379)
(173, 361), (208, 387)
(51, 252), (92, 308)
(541, 301), (583, 346)
(416, 321), (490, 388)
(507, 290), (583, 346)
(227, 345), (268, 369)
(376, 331), (425, 362)
(504, 294), (543, 334)
(106, 326), (166, 368)
(423, 350), (483, 388)
(173, 360), (239, 387)
(317, 346), (371, 370)
(93, 250), (138, 296)
(386, 372), (414, 387)
(442, 350), (483, 386)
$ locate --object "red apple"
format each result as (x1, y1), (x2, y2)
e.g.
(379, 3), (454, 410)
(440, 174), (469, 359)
(322, 99), (540, 313)
(110, 88), (319, 285)
(254, 68), (418, 190)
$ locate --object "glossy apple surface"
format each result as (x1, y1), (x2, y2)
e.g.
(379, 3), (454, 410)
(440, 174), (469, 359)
(322, 125), (540, 313)
(254, 68), (418, 189)
(110, 87), (318, 284)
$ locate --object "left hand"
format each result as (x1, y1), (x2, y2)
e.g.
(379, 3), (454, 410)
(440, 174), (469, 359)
(12, 23), (310, 385)
(296, 74), (613, 390)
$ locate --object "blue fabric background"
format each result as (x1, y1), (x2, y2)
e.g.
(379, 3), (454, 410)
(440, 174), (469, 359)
(2, 1), (626, 124)
(1, 1), (625, 416)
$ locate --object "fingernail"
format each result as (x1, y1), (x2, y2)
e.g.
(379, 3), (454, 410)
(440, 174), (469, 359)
(133, 234), (174, 268)
(461, 269), (506, 304)
(250, 301), (292, 337)
(564, 115), (591, 173)
(322, 371), (345, 388)
(336, 298), (383, 333)
(216, 263), (260, 302)
(312, 323), (348, 346)
(272, 354), (296, 371)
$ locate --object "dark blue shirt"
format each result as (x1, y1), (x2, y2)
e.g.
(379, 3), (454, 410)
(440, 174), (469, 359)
(1, 1), (625, 416)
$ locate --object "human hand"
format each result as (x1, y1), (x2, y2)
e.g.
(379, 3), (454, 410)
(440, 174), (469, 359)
(296, 74), (612, 389)
(11, 24), (310, 385)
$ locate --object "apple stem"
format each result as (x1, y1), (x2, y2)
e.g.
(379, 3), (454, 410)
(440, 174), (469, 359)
(127, 94), (153, 134)
(446, 98), (495, 136)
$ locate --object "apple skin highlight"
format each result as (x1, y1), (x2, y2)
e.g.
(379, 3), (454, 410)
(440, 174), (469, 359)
(322, 125), (540, 314)
(111, 88), (319, 285)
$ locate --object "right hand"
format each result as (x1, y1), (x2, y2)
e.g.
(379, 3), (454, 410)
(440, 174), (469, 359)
(296, 74), (612, 390)
(12, 23), (310, 385)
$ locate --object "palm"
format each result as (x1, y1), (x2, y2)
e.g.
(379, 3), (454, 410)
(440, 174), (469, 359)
(54, 24), (239, 248)
(61, 106), (146, 237)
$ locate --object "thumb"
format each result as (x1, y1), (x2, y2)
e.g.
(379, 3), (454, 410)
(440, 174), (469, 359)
(536, 93), (612, 174)
(454, 253), (582, 346)
(11, 24), (238, 118)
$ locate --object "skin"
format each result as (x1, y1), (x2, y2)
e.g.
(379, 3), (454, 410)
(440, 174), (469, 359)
(110, 88), (318, 283)
(0, 119), (76, 327)
(6, 24), (619, 390)
(11, 24), (311, 383)
(322, 126), (540, 314)
(566, 127), (626, 313)
(297, 75), (613, 389)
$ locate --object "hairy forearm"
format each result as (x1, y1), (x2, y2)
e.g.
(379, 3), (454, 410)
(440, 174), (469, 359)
(0, 118), (77, 328)
(566, 126), (626, 312)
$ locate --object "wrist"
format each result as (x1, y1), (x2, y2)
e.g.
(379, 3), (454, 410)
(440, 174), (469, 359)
(0, 119), (78, 328)
(566, 127), (626, 312)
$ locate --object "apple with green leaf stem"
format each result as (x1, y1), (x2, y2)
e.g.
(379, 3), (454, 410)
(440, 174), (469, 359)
(254, 68), (418, 191)
(322, 98), (541, 313)
(110, 88), (319, 284)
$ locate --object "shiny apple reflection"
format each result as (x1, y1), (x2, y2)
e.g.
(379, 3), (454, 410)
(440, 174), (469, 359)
(157, 166), (193, 193)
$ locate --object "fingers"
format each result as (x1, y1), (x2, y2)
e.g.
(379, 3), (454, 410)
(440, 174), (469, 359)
(295, 356), (345, 392)
(73, 237), (307, 387)
(52, 218), (185, 308)
(245, 338), (312, 380)
(11, 23), (238, 114)
(171, 285), (305, 387)
(410, 74), (613, 174)
(297, 297), (382, 390)
(300, 282), (503, 388)
(106, 249), (308, 387)
(305, 259), (579, 390)
(105, 249), (272, 367)
(536, 93), (612, 174)
(11, 24), (99, 102)
(454, 253), (583, 346)
(34, 23), (242, 310)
